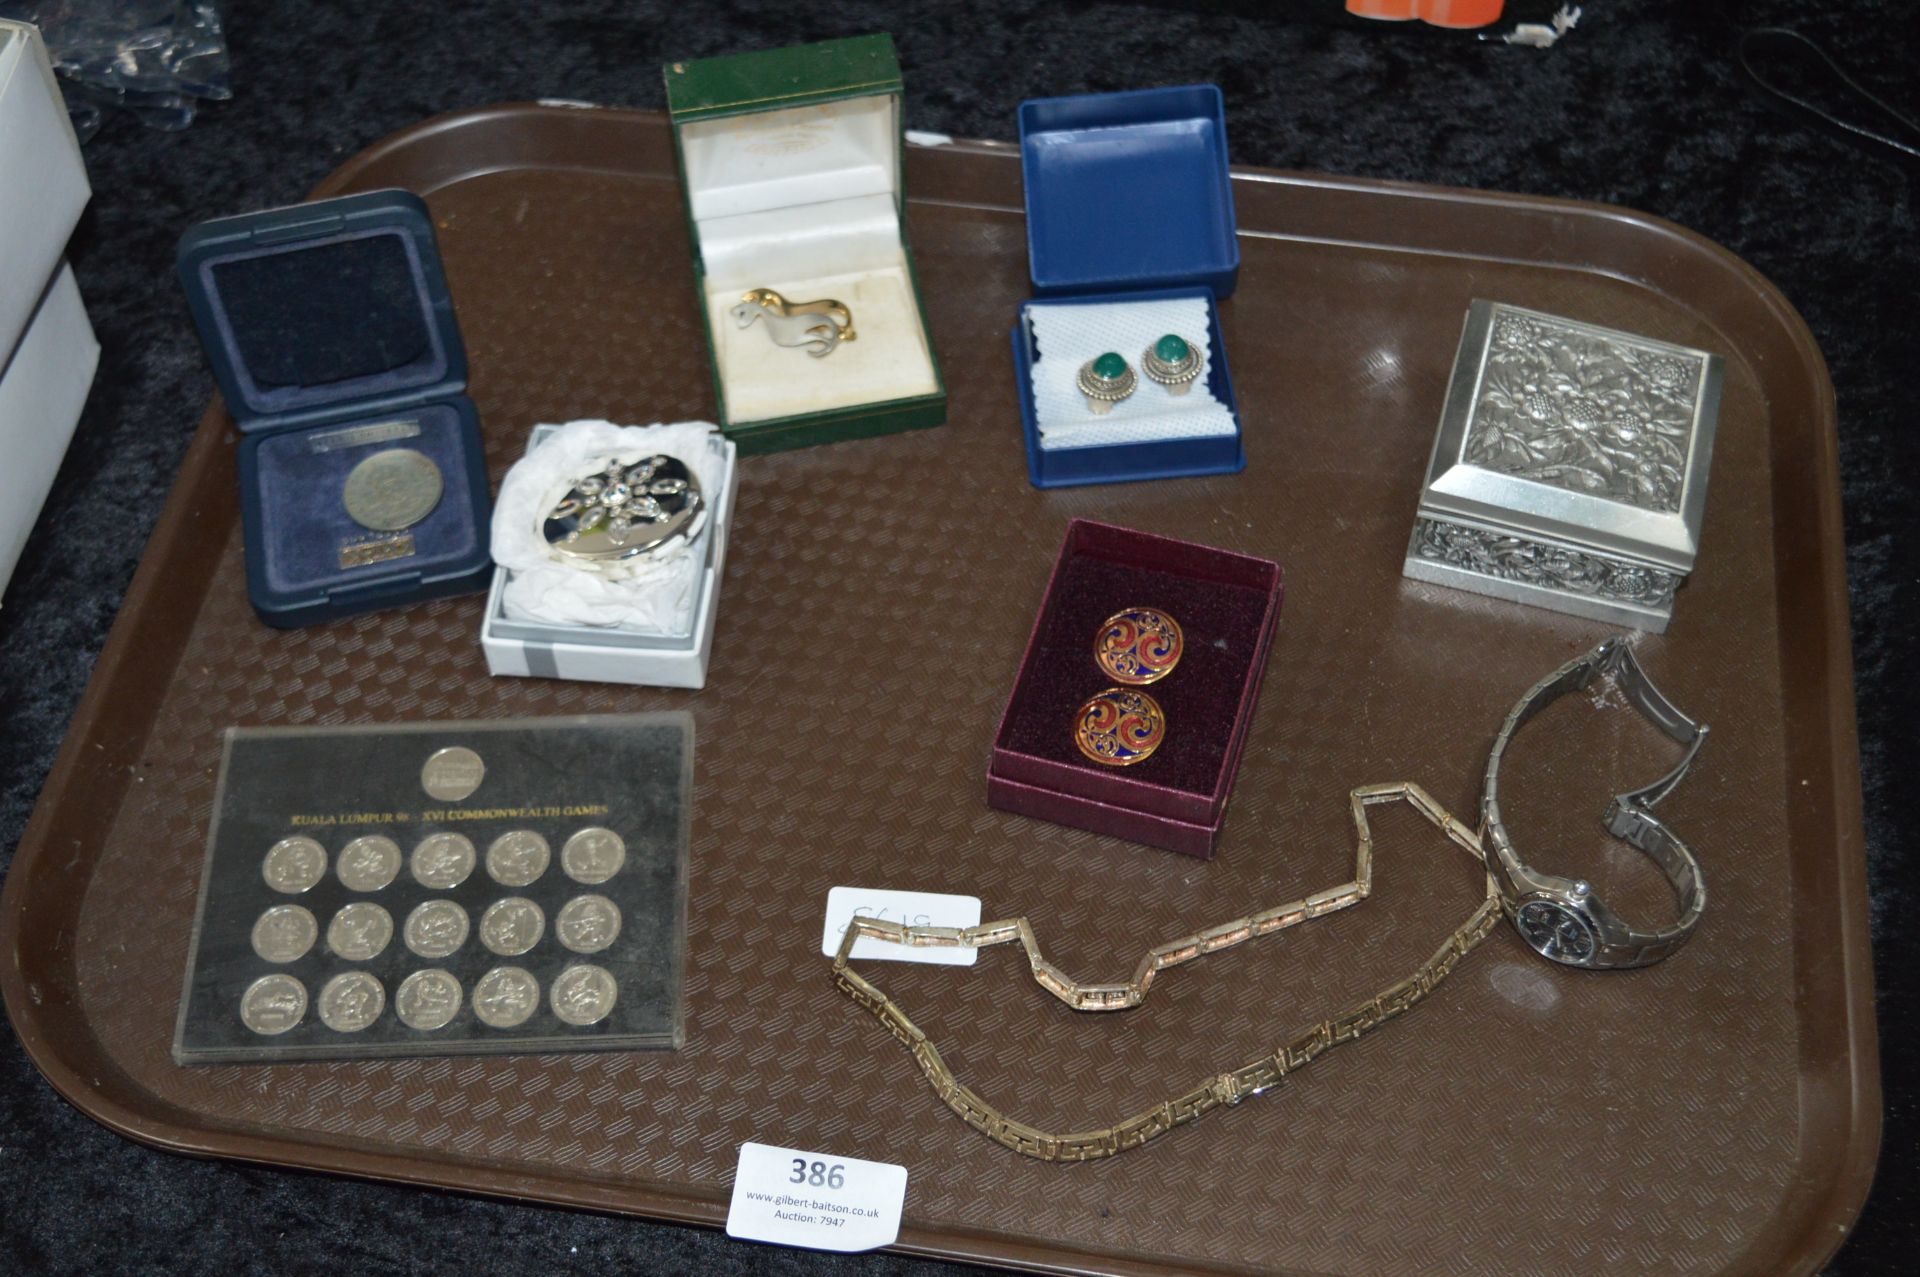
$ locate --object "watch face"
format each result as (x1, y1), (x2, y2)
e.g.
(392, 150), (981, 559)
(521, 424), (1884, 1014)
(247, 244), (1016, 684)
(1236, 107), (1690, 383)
(1515, 899), (1597, 964)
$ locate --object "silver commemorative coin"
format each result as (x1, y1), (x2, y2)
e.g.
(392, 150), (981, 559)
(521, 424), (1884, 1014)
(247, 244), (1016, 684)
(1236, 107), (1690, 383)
(472, 966), (540, 1029)
(555, 894), (622, 955)
(410, 832), (477, 890)
(403, 899), (470, 959)
(262, 835), (328, 894)
(560, 827), (627, 885)
(337, 834), (403, 892)
(318, 970), (386, 1032)
(486, 830), (550, 887)
(239, 973), (307, 1035)
(479, 896), (545, 956)
(420, 746), (485, 802)
(326, 901), (394, 961)
(250, 904), (319, 963)
(395, 969), (463, 1032)
(342, 447), (444, 532)
(550, 963), (618, 1027)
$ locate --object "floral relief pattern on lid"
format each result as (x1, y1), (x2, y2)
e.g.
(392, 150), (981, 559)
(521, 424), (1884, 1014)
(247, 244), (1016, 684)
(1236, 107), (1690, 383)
(1464, 305), (1706, 514)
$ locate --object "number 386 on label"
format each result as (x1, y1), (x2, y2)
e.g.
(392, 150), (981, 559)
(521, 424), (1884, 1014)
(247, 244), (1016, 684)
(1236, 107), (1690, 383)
(790, 1158), (846, 1189)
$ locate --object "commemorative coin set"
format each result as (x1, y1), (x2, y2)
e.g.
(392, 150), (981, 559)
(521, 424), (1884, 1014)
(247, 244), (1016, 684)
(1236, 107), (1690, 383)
(174, 715), (690, 1064)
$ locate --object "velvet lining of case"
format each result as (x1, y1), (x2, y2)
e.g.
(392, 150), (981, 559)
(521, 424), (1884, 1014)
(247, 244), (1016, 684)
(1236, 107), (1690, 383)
(997, 524), (1278, 817)
(250, 403), (480, 596)
(202, 229), (445, 418)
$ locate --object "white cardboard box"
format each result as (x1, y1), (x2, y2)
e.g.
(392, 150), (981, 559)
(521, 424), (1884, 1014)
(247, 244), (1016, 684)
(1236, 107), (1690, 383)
(0, 261), (100, 593)
(0, 19), (90, 368)
(481, 428), (738, 688)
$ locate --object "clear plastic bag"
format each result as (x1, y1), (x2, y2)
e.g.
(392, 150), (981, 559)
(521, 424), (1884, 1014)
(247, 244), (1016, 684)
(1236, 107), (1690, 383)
(0, 1), (230, 141)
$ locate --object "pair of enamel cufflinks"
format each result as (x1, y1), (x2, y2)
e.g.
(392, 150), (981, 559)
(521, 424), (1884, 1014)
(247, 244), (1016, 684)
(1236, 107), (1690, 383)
(1074, 607), (1183, 766)
(1077, 335), (1204, 414)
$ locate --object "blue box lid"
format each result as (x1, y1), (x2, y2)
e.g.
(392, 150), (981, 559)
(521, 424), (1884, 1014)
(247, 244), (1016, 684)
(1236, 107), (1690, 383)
(1020, 85), (1240, 299)
(177, 190), (469, 431)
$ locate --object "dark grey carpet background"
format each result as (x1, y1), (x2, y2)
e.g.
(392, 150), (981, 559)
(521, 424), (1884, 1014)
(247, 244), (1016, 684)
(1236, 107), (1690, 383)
(1, 1), (1914, 1273)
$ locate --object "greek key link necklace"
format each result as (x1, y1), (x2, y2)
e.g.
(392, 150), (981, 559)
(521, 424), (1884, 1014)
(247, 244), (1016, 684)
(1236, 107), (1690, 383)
(832, 781), (1502, 1161)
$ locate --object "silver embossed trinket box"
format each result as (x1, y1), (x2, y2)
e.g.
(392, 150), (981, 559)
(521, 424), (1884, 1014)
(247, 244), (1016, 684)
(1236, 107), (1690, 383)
(1404, 300), (1723, 633)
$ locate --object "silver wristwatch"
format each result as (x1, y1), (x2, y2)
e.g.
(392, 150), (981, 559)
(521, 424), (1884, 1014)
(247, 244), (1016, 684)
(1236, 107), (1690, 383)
(1481, 637), (1708, 970)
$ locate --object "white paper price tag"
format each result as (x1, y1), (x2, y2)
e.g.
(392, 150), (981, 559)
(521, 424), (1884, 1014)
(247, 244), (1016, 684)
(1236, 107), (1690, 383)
(725, 1142), (908, 1253)
(820, 886), (981, 966)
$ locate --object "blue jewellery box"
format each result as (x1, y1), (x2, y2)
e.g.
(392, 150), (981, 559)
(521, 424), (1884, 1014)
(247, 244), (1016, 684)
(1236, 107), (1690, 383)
(177, 190), (493, 628)
(1012, 85), (1245, 488)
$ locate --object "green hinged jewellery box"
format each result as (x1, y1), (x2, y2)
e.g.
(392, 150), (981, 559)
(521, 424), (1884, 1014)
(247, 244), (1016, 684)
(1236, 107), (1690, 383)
(664, 34), (947, 454)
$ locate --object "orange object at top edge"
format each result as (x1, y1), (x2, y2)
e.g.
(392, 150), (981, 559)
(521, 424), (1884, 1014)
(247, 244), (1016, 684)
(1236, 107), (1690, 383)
(1346, 0), (1506, 27)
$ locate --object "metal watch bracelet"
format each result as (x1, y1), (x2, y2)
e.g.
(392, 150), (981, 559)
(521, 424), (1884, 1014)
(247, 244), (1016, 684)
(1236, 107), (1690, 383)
(1480, 636), (1709, 970)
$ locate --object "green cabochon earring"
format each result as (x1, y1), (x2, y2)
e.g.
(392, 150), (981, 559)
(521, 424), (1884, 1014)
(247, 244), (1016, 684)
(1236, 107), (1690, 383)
(1077, 351), (1137, 414)
(1142, 333), (1203, 395)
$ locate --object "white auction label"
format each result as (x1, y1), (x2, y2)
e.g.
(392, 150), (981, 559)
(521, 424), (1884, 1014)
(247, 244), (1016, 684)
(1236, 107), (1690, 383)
(820, 886), (981, 966)
(725, 1141), (908, 1253)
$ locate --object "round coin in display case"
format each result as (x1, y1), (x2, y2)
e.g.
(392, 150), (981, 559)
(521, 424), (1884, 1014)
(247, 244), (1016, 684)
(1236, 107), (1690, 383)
(250, 904), (319, 963)
(473, 966), (540, 1029)
(560, 827), (626, 885)
(326, 901), (394, 961)
(403, 899), (470, 959)
(342, 447), (444, 532)
(556, 894), (622, 954)
(550, 963), (618, 1027)
(410, 831), (477, 889)
(337, 834), (403, 892)
(262, 835), (328, 894)
(419, 746), (485, 802)
(479, 897), (545, 957)
(239, 974), (307, 1036)
(318, 971), (386, 1032)
(486, 830), (550, 887)
(395, 969), (464, 1032)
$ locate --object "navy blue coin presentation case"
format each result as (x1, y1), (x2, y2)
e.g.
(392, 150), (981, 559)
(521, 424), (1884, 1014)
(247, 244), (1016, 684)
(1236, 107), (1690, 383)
(1012, 84), (1247, 488)
(178, 190), (492, 627)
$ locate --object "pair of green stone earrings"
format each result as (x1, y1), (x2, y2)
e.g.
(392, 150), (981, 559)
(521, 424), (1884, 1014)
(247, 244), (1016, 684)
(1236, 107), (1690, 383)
(1076, 334), (1204, 414)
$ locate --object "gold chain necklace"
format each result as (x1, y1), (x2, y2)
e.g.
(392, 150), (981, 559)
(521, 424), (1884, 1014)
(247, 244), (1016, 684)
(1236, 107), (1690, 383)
(831, 781), (1503, 1161)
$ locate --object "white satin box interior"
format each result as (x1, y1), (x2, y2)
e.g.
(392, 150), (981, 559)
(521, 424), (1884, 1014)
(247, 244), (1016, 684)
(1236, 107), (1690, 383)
(665, 34), (946, 453)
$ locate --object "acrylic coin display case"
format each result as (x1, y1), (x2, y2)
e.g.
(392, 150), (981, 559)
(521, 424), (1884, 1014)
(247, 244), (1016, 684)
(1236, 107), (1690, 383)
(174, 715), (689, 1063)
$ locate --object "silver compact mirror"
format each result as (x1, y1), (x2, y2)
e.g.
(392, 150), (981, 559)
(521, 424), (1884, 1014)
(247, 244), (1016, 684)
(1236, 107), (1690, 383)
(541, 453), (704, 564)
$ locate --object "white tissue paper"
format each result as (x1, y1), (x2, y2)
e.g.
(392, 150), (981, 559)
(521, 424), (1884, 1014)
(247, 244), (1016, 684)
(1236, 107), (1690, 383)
(491, 419), (721, 634)
(1029, 295), (1238, 451)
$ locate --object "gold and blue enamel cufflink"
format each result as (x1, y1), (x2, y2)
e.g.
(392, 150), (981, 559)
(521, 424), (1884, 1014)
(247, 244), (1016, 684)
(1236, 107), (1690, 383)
(1077, 351), (1137, 414)
(1141, 333), (1203, 395)
(1074, 687), (1167, 766)
(1094, 607), (1184, 685)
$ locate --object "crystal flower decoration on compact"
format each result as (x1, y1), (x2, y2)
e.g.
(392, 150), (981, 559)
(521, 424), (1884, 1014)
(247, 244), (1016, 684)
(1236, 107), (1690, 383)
(541, 453), (705, 563)
(549, 455), (689, 546)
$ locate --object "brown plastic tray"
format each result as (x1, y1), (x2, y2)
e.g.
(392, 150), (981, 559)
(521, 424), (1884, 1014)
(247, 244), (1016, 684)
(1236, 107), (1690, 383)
(0, 106), (1878, 1277)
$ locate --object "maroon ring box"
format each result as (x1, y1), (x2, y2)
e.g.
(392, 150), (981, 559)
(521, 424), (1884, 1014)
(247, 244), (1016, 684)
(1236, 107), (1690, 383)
(987, 518), (1284, 857)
